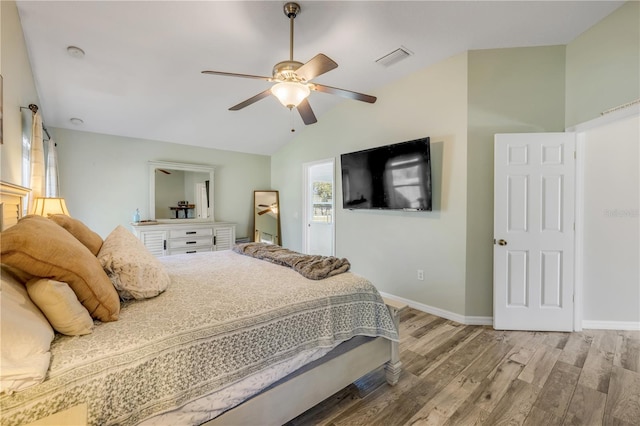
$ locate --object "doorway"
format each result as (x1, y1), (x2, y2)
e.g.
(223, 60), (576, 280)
(303, 159), (335, 256)
(493, 133), (576, 331)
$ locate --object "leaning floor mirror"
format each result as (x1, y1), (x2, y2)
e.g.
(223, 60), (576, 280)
(254, 190), (281, 245)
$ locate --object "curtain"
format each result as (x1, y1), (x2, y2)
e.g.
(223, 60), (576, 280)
(28, 111), (46, 213)
(46, 138), (60, 197)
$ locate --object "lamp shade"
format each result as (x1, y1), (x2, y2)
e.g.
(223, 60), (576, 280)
(271, 82), (310, 108)
(30, 197), (70, 217)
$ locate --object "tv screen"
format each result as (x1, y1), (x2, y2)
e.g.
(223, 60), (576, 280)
(341, 137), (432, 211)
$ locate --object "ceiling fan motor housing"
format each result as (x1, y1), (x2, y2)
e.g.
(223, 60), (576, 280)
(273, 60), (304, 81)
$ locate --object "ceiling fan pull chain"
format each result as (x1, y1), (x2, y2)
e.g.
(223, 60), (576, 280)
(290, 108), (296, 132)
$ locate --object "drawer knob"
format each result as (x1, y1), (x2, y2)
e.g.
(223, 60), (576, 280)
(186, 231), (197, 235)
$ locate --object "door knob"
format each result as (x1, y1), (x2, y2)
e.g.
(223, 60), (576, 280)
(497, 239), (508, 246)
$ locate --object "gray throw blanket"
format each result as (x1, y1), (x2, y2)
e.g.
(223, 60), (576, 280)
(232, 242), (350, 280)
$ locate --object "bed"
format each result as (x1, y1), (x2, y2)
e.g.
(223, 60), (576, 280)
(0, 182), (403, 426)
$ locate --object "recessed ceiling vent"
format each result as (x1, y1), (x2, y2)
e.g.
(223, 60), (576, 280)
(375, 46), (414, 67)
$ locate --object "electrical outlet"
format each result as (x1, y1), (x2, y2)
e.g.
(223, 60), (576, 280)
(417, 269), (424, 281)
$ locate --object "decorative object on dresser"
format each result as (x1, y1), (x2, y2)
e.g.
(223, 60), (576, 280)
(131, 221), (236, 256)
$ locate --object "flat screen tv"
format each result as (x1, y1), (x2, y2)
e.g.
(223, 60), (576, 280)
(341, 137), (432, 211)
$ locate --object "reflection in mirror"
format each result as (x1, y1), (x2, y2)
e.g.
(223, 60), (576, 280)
(254, 190), (281, 246)
(149, 161), (214, 221)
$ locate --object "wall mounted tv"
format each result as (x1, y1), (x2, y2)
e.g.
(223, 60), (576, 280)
(341, 137), (432, 211)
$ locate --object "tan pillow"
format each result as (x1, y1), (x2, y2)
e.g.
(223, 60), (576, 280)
(1, 215), (120, 322)
(98, 225), (170, 300)
(26, 278), (94, 336)
(49, 214), (103, 255)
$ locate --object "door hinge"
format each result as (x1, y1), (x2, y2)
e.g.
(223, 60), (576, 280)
(574, 151), (576, 159)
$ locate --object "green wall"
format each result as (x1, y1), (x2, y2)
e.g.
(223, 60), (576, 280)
(0, 0), (40, 185)
(273, 0), (637, 321)
(566, 1), (640, 127)
(466, 46), (567, 317)
(273, 53), (471, 316)
(52, 127), (270, 238)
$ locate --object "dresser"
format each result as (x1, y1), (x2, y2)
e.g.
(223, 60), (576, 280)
(131, 221), (236, 257)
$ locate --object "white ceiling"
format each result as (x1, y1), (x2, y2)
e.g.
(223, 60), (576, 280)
(17, 1), (622, 155)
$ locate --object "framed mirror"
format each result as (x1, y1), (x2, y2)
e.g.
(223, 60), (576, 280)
(148, 161), (214, 222)
(254, 190), (281, 245)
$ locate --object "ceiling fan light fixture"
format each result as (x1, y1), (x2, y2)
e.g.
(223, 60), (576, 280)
(271, 81), (310, 108)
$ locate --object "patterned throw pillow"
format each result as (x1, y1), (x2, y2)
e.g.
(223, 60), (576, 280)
(98, 225), (170, 300)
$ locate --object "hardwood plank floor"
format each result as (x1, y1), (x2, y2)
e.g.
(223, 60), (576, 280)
(286, 308), (640, 426)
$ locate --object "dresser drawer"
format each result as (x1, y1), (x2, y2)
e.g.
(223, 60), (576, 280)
(168, 236), (213, 249)
(169, 228), (213, 238)
(169, 247), (213, 255)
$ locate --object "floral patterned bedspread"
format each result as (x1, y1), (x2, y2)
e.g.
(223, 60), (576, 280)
(0, 250), (398, 426)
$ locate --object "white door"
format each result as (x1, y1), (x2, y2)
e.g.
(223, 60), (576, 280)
(494, 133), (575, 331)
(303, 159), (335, 256)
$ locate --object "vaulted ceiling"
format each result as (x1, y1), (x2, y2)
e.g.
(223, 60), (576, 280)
(17, 1), (622, 155)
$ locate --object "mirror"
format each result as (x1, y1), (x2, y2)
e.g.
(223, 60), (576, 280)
(254, 190), (281, 245)
(149, 161), (215, 221)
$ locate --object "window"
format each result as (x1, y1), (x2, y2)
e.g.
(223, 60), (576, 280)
(312, 181), (333, 223)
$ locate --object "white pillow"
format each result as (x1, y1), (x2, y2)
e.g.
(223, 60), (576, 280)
(26, 278), (94, 336)
(97, 225), (170, 300)
(0, 268), (54, 394)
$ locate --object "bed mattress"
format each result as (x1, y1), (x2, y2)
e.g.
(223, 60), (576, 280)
(0, 250), (398, 425)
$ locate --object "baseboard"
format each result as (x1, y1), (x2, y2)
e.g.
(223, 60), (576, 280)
(378, 292), (493, 326)
(582, 320), (640, 331)
(379, 293), (640, 331)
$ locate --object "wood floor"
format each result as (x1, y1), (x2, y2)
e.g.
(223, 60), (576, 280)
(287, 308), (640, 426)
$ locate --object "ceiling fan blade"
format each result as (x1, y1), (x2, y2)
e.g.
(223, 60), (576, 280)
(229, 89), (273, 111)
(201, 70), (272, 81)
(258, 208), (271, 215)
(311, 84), (377, 104)
(295, 54), (338, 82)
(297, 98), (317, 125)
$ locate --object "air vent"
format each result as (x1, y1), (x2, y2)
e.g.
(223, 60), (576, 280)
(375, 46), (414, 67)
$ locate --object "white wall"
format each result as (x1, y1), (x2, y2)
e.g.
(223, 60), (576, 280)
(52, 127), (270, 238)
(580, 114), (639, 324)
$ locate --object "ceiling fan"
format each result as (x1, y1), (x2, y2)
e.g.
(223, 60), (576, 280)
(201, 2), (376, 126)
(258, 203), (278, 216)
